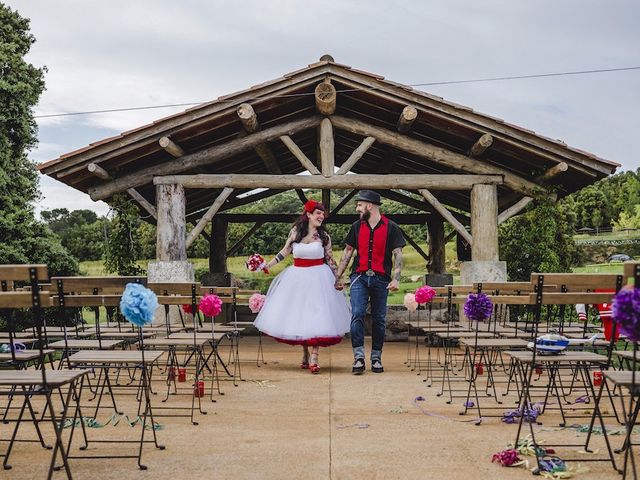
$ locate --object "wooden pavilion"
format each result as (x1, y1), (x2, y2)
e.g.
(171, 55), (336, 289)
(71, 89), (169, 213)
(39, 56), (619, 284)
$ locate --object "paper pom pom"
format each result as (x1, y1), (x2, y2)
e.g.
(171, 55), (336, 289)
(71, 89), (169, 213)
(248, 293), (266, 314)
(491, 449), (521, 467)
(181, 304), (194, 314)
(414, 285), (436, 304)
(403, 293), (418, 312)
(246, 253), (269, 274)
(612, 286), (640, 342)
(199, 294), (223, 317)
(120, 283), (158, 327)
(463, 292), (493, 322)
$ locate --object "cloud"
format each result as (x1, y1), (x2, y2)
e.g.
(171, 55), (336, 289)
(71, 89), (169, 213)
(7, 0), (638, 215)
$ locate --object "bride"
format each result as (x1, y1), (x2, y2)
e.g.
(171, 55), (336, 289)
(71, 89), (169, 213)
(253, 200), (351, 374)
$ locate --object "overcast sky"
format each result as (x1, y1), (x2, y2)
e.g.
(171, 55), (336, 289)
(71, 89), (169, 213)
(8, 0), (640, 216)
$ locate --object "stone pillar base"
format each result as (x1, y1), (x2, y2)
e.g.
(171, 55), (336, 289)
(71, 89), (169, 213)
(460, 261), (507, 285)
(148, 261), (195, 323)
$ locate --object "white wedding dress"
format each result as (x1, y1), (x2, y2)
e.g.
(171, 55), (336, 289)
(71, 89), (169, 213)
(253, 242), (351, 346)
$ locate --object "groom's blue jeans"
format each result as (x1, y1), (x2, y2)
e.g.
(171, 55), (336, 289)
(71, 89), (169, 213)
(350, 273), (389, 362)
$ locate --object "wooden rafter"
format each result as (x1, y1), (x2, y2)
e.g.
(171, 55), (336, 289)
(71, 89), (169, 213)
(396, 106), (418, 134)
(468, 134), (493, 157)
(89, 116), (322, 201)
(226, 222), (264, 257)
(329, 189), (357, 216)
(280, 135), (321, 174)
(399, 226), (429, 263)
(335, 136), (375, 175)
(419, 188), (472, 245)
(186, 187), (234, 248)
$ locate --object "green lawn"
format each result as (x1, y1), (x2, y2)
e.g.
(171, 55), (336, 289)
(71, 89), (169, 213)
(79, 244), (630, 305)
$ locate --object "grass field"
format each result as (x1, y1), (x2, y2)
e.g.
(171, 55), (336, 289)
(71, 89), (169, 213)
(79, 243), (633, 304)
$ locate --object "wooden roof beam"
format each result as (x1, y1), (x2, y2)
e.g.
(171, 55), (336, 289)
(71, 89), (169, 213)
(468, 133), (493, 157)
(88, 116), (322, 201)
(396, 106), (418, 134)
(87, 163), (157, 219)
(159, 136), (185, 158)
(376, 189), (470, 225)
(330, 115), (546, 198)
(154, 173), (503, 190)
(315, 80), (336, 115)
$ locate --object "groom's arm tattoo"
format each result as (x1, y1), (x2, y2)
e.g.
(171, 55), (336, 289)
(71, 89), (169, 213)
(392, 248), (403, 282)
(336, 245), (354, 278)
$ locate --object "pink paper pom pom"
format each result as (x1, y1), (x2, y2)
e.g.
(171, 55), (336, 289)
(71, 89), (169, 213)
(199, 294), (223, 317)
(414, 285), (436, 304)
(403, 293), (418, 312)
(248, 293), (266, 314)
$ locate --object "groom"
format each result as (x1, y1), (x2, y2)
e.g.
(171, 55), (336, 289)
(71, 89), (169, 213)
(335, 190), (405, 374)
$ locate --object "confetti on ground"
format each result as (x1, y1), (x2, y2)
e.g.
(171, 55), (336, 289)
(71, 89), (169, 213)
(336, 423), (370, 430)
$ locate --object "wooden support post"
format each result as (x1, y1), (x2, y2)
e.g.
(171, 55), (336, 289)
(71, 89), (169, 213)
(226, 222), (263, 257)
(319, 118), (334, 177)
(296, 189), (308, 204)
(322, 189), (331, 212)
(280, 135), (321, 174)
(126, 188), (157, 219)
(399, 226), (429, 263)
(427, 216), (446, 274)
(336, 136), (375, 175)
(159, 136), (185, 157)
(329, 189), (357, 216)
(396, 106), (418, 134)
(419, 188), (473, 245)
(156, 184), (187, 261)
(209, 216), (228, 273)
(186, 187), (234, 248)
(470, 184), (498, 261)
(315, 80), (336, 115)
(469, 134), (493, 157)
(498, 196), (534, 224)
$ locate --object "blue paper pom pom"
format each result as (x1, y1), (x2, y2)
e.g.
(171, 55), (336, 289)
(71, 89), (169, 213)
(120, 283), (158, 327)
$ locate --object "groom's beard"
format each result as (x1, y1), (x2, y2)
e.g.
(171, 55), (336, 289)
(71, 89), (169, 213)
(360, 210), (371, 221)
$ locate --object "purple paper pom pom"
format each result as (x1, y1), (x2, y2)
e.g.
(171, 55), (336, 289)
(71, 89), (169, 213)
(463, 292), (493, 322)
(612, 287), (640, 342)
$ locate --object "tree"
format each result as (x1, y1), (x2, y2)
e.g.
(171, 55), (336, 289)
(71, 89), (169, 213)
(41, 208), (105, 261)
(499, 200), (582, 281)
(103, 195), (144, 275)
(0, 5), (77, 275)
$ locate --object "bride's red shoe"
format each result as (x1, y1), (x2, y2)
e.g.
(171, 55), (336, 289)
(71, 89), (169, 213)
(310, 364), (320, 374)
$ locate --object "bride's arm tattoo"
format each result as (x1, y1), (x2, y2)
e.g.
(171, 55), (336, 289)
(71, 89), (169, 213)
(392, 247), (403, 282)
(336, 245), (354, 279)
(266, 229), (295, 270)
(323, 236), (339, 279)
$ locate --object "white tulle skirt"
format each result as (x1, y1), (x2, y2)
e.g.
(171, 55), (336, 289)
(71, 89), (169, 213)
(253, 264), (351, 347)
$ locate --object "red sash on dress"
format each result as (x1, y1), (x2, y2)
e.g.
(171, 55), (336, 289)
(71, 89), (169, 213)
(293, 258), (324, 267)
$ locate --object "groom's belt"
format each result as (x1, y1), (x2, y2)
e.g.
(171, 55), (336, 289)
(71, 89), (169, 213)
(293, 258), (324, 267)
(357, 268), (384, 277)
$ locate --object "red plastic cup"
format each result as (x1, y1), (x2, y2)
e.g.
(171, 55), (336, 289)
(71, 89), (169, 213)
(194, 380), (205, 397)
(593, 371), (603, 387)
(178, 367), (187, 383)
(475, 363), (484, 375)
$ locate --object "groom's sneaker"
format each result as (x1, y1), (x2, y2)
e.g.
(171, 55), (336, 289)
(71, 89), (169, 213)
(371, 359), (384, 373)
(352, 358), (365, 375)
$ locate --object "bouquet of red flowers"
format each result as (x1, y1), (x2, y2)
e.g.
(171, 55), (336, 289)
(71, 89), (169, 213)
(246, 253), (269, 274)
